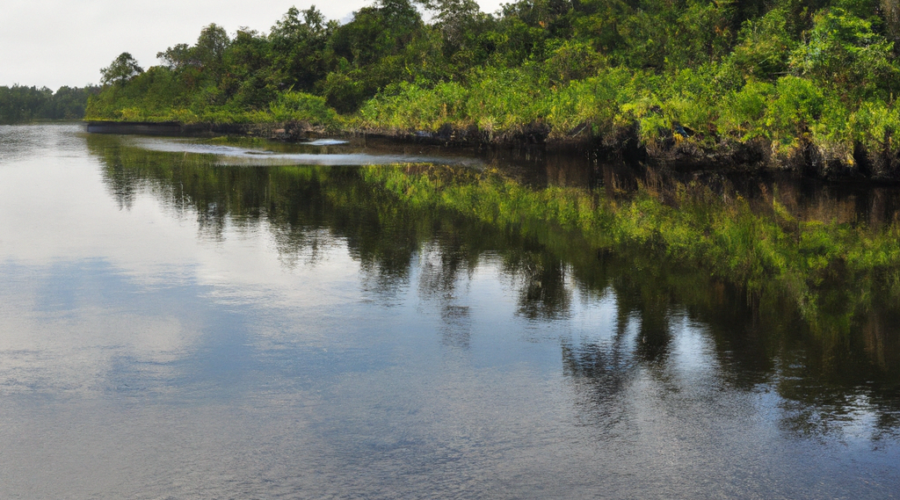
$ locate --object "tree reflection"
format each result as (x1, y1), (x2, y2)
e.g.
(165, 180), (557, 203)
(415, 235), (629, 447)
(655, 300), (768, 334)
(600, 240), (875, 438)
(502, 249), (572, 321)
(417, 229), (485, 348)
(88, 134), (900, 441)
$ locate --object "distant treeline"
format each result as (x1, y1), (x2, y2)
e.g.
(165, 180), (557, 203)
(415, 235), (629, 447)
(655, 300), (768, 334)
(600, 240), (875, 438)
(86, 0), (900, 175)
(0, 85), (99, 124)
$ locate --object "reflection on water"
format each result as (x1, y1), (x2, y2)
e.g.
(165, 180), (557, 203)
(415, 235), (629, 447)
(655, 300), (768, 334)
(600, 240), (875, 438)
(497, 145), (900, 230)
(130, 135), (485, 167)
(0, 125), (898, 498)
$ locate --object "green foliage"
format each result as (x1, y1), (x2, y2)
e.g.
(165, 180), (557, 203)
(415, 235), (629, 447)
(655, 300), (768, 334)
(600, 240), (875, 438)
(464, 68), (546, 131)
(731, 8), (796, 79)
(718, 80), (775, 140)
(789, 8), (898, 100)
(764, 76), (825, 149)
(543, 68), (640, 136)
(847, 99), (900, 158)
(268, 92), (337, 126)
(158, 24), (231, 74)
(323, 0), (435, 111)
(100, 52), (144, 87)
(320, 68), (373, 114)
(541, 39), (606, 84)
(81, 0), (900, 172)
(268, 6), (334, 93)
(613, 0), (736, 70)
(359, 80), (469, 130)
(419, 0), (495, 75)
(0, 85), (99, 123)
(220, 29), (279, 110)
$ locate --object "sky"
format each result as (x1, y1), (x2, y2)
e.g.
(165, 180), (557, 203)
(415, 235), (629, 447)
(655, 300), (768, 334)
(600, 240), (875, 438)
(0, 0), (505, 90)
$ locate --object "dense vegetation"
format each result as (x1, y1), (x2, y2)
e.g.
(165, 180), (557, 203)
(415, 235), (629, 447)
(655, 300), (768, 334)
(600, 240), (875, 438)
(86, 0), (900, 176)
(0, 85), (98, 124)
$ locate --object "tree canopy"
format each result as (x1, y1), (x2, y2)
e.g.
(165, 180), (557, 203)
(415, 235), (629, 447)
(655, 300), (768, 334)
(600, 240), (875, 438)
(84, 0), (900, 173)
(0, 85), (99, 123)
(100, 52), (145, 86)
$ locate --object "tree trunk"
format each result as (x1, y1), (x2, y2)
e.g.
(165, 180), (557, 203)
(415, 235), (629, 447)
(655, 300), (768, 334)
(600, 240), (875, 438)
(883, 0), (900, 42)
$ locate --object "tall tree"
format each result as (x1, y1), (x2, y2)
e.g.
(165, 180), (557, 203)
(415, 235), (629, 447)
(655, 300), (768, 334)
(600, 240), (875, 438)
(100, 53), (144, 86)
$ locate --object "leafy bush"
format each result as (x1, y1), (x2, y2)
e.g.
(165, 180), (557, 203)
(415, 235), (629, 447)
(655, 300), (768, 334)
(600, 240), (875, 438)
(790, 9), (898, 101)
(718, 80), (774, 140)
(541, 39), (607, 84)
(847, 100), (900, 159)
(269, 91), (337, 126)
(359, 80), (469, 130)
(764, 76), (825, 150)
(731, 8), (795, 79)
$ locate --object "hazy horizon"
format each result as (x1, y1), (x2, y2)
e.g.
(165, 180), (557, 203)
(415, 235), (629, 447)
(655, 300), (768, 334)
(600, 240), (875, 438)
(0, 0), (504, 91)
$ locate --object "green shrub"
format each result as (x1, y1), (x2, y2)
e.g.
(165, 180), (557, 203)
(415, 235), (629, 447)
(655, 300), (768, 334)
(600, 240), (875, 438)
(718, 80), (774, 140)
(848, 100), (900, 158)
(358, 80), (470, 131)
(790, 9), (898, 101)
(764, 76), (825, 151)
(269, 91), (338, 126)
(731, 8), (795, 79)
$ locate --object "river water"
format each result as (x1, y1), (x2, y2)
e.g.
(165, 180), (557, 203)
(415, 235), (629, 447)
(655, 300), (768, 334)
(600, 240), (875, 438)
(1, 124), (898, 499)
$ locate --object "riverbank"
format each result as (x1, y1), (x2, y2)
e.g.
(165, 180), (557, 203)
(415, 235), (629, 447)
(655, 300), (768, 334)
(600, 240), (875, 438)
(85, 117), (900, 183)
(81, 1), (900, 183)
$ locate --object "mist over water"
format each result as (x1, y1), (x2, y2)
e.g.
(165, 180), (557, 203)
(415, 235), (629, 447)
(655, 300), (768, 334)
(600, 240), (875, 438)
(0, 125), (898, 499)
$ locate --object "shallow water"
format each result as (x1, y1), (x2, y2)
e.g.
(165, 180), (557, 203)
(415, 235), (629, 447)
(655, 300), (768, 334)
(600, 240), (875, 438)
(1, 124), (898, 499)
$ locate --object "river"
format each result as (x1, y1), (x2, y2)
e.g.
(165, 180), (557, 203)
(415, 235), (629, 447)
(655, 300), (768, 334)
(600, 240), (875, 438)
(0, 123), (898, 499)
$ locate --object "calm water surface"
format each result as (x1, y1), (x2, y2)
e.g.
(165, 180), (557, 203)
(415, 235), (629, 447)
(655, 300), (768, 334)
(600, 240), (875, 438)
(1, 124), (899, 499)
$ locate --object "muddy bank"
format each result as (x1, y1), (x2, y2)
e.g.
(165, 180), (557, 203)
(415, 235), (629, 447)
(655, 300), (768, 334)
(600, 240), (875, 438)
(85, 120), (900, 183)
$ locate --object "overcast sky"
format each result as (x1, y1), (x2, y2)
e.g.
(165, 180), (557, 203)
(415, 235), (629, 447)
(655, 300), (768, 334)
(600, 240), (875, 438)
(0, 0), (505, 90)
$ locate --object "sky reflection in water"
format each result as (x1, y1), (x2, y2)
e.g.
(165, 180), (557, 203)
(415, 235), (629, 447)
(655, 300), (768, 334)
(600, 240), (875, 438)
(0, 125), (898, 499)
(130, 135), (486, 167)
